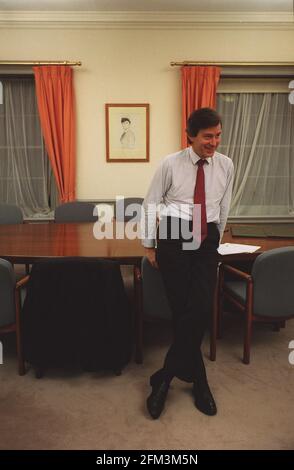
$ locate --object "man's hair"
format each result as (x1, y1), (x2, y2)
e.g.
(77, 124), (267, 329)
(121, 117), (131, 124)
(186, 107), (221, 137)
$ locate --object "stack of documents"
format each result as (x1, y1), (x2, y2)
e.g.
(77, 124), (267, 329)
(218, 243), (261, 255)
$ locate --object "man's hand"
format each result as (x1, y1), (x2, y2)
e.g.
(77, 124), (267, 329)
(144, 247), (158, 269)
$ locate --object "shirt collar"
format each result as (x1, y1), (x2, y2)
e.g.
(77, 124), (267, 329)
(189, 146), (210, 165)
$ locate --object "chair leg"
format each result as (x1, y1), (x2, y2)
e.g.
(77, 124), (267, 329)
(133, 266), (143, 364)
(216, 310), (223, 339)
(216, 265), (224, 340)
(209, 310), (217, 361)
(243, 281), (253, 364)
(15, 290), (26, 376)
(17, 352), (25, 376)
(243, 326), (251, 364)
(243, 308), (253, 365)
(35, 368), (44, 379)
(210, 264), (224, 361)
(210, 276), (219, 361)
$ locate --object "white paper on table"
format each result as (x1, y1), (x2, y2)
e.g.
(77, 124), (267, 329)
(217, 243), (261, 255)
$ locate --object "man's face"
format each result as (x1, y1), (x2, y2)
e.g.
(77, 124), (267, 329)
(122, 121), (130, 130)
(189, 124), (222, 159)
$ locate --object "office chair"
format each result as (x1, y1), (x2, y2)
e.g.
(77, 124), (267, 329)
(0, 203), (23, 225)
(0, 258), (29, 375)
(115, 197), (143, 222)
(141, 256), (171, 321)
(54, 201), (98, 223)
(133, 257), (171, 364)
(22, 258), (132, 378)
(212, 246), (294, 364)
(0, 203), (30, 275)
(135, 257), (217, 364)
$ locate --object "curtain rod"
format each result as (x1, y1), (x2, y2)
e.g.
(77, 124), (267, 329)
(170, 61), (294, 67)
(0, 60), (82, 66)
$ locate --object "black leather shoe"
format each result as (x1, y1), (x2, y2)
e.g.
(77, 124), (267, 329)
(192, 381), (217, 416)
(146, 380), (169, 419)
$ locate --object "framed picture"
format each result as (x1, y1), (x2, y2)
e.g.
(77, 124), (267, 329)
(105, 103), (149, 162)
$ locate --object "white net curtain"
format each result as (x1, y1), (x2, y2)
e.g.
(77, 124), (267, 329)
(217, 92), (294, 217)
(0, 77), (58, 218)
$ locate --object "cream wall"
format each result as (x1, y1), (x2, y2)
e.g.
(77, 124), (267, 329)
(1, 25), (294, 199)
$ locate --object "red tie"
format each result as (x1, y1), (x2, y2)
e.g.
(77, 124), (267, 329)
(193, 159), (207, 243)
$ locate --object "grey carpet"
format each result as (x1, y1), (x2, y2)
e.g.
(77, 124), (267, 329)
(0, 312), (293, 450)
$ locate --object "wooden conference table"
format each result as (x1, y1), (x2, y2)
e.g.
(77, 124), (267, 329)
(0, 222), (145, 266)
(1, 221), (294, 264)
(1, 221), (294, 363)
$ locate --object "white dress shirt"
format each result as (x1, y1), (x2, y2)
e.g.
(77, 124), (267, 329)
(142, 146), (234, 248)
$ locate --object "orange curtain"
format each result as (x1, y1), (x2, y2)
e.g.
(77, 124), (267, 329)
(181, 66), (221, 148)
(33, 65), (76, 202)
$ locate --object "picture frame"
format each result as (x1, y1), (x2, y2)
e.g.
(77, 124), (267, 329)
(105, 103), (149, 162)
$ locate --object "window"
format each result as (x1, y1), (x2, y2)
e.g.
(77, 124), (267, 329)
(217, 86), (294, 218)
(0, 76), (58, 218)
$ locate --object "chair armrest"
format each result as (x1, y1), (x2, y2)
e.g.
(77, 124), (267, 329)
(220, 264), (252, 282)
(16, 275), (30, 290)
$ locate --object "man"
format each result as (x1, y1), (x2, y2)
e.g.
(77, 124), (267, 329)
(142, 107), (234, 419)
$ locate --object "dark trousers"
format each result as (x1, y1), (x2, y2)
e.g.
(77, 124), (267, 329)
(155, 218), (219, 383)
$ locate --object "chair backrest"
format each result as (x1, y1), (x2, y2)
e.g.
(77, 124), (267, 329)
(22, 258), (132, 371)
(142, 256), (171, 320)
(0, 258), (16, 327)
(54, 201), (98, 223)
(115, 197), (143, 222)
(252, 246), (294, 317)
(0, 204), (23, 225)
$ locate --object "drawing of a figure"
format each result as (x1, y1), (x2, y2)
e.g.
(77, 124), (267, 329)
(120, 117), (135, 148)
